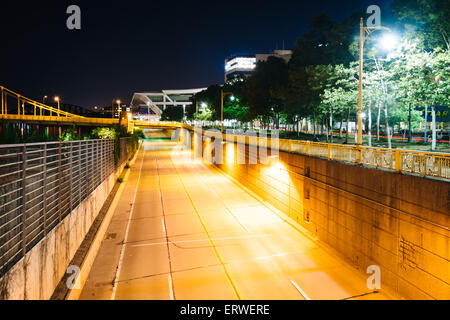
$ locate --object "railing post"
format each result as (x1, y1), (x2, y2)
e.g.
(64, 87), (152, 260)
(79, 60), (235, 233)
(43, 144), (47, 236)
(86, 142), (89, 196)
(69, 142), (73, 211)
(1, 86), (4, 115)
(327, 143), (331, 160)
(21, 145), (27, 256)
(57, 142), (62, 222)
(306, 141), (310, 156)
(395, 149), (402, 172)
(357, 146), (362, 164)
(79, 142), (82, 204)
(4, 89), (7, 115)
(100, 140), (104, 181)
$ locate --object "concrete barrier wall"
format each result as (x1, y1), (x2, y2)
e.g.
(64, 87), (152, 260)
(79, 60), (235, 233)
(195, 133), (449, 300)
(0, 165), (123, 300)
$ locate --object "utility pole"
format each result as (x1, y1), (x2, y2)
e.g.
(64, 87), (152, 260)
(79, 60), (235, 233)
(357, 17), (393, 146)
(358, 18), (364, 146)
(408, 104), (412, 143)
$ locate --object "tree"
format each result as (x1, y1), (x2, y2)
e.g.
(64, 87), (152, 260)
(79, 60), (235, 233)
(392, 0), (450, 50)
(389, 41), (450, 150)
(243, 56), (288, 129)
(193, 85), (222, 121)
(321, 63), (359, 143)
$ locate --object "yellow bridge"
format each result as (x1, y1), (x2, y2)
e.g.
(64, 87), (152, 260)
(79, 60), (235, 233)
(0, 86), (189, 129)
(0, 86), (119, 126)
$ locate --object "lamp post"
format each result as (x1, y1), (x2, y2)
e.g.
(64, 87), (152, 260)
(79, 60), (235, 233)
(54, 96), (60, 116)
(357, 17), (394, 146)
(116, 100), (121, 118)
(220, 88), (235, 133)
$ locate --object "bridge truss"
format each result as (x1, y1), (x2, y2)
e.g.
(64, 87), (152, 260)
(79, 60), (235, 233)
(0, 86), (118, 126)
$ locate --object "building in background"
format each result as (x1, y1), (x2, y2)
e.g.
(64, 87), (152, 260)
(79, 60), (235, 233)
(224, 50), (292, 82)
(224, 55), (257, 83)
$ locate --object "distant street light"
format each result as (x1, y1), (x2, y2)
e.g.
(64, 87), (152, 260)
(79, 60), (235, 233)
(357, 17), (397, 146)
(54, 96), (60, 116)
(117, 100), (122, 114)
(112, 99), (121, 119)
(43, 95), (48, 104)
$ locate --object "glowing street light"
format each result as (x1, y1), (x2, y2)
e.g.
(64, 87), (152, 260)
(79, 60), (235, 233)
(116, 100), (122, 114)
(357, 17), (397, 147)
(54, 96), (60, 116)
(112, 99), (121, 119)
(379, 34), (399, 51)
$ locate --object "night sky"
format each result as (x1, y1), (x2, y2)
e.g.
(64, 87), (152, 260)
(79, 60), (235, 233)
(1, 0), (392, 109)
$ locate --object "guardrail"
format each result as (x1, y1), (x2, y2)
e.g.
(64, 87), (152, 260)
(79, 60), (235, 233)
(283, 139), (450, 180)
(132, 120), (183, 128)
(0, 139), (121, 278)
(195, 128), (450, 181)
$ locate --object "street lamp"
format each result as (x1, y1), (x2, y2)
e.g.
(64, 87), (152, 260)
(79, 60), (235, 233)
(357, 18), (397, 146)
(220, 88), (234, 133)
(111, 99), (121, 119)
(116, 100), (121, 116)
(380, 34), (399, 51)
(54, 96), (60, 116)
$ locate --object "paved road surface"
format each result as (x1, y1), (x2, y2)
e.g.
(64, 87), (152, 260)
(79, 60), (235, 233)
(80, 141), (397, 300)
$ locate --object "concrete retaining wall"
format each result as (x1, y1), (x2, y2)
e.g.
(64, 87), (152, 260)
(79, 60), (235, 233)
(0, 166), (123, 300)
(196, 133), (449, 300)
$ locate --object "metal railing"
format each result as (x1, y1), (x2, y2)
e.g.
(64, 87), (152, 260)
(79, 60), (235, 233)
(282, 139), (450, 180)
(0, 139), (116, 278)
(196, 128), (450, 180)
